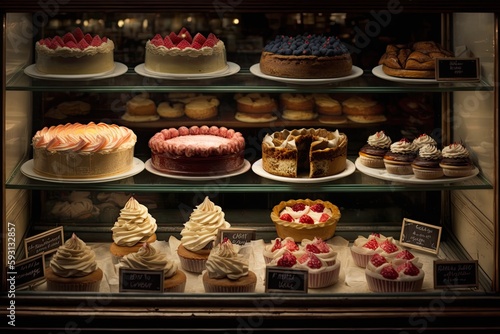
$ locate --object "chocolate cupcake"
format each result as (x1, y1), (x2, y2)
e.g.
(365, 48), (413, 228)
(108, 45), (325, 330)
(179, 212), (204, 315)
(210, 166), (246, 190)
(383, 138), (418, 175)
(358, 131), (392, 168)
(439, 143), (475, 177)
(411, 144), (443, 179)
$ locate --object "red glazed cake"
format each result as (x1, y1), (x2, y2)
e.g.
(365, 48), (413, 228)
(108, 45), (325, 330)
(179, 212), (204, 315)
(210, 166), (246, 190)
(145, 27), (226, 74)
(148, 126), (245, 176)
(35, 28), (114, 75)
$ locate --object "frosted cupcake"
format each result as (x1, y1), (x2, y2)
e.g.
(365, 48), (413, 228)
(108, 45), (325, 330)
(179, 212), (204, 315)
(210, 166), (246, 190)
(45, 233), (103, 292)
(411, 144), (443, 179)
(358, 131), (392, 168)
(439, 143), (475, 177)
(350, 233), (401, 268)
(383, 138), (418, 175)
(262, 237), (299, 264)
(109, 196), (158, 264)
(365, 252), (424, 292)
(177, 196), (231, 273)
(412, 133), (437, 149)
(300, 237), (337, 266)
(203, 239), (257, 292)
(117, 243), (187, 293)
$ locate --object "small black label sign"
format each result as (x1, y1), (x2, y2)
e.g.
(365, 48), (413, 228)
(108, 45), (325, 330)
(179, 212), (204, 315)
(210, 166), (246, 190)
(217, 228), (256, 246)
(24, 226), (64, 258)
(400, 218), (442, 254)
(436, 58), (480, 81)
(434, 260), (478, 289)
(11, 254), (46, 289)
(265, 267), (308, 293)
(119, 268), (164, 293)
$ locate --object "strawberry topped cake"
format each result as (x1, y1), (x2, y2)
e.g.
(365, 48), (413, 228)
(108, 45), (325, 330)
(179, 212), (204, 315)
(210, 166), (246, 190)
(148, 125), (245, 176)
(145, 27), (227, 74)
(365, 251), (425, 292)
(35, 28), (115, 75)
(270, 199), (341, 242)
(350, 233), (401, 268)
(263, 237), (299, 264)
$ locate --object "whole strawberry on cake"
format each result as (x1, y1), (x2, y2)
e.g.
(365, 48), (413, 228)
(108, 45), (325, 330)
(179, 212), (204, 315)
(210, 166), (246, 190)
(35, 28), (115, 75)
(145, 27), (227, 74)
(260, 33), (352, 79)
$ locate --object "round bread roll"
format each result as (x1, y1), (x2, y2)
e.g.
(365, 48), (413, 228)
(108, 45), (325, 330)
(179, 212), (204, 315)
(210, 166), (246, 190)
(157, 101), (185, 118)
(126, 94), (157, 116)
(318, 115), (348, 125)
(281, 109), (318, 121)
(235, 112), (278, 123)
(280, 93), (314, 111)
(342, 96), (384, 116)
(184, 96), (219, 120)
(57, 101), (91, 116)
(346, 114), (387, 123)
(234, 93), (277, 114)
(313, 94), (342, 115)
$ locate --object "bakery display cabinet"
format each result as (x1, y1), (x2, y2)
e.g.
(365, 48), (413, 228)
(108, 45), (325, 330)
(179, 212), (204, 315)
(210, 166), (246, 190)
(1, 0), (499, 332)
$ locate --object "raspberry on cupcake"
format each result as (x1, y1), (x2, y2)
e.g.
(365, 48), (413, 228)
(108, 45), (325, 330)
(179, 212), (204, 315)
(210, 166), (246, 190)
(350, 233), (401, 268)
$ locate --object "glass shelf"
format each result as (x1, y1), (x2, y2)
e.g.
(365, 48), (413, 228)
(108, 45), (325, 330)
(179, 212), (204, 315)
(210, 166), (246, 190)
(6, 157), (493, 192)
(6, 67), (495, 93)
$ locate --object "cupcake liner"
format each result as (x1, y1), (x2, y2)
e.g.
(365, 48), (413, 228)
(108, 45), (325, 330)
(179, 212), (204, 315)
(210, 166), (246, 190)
(350, 248), (372, 268)
(365, 273), (423, 292)
(47, 280), (102, 292)
(412, 168), (444, 179)
(203, 281), (256, 293)
(164, 280), (186, 293)
(384, 162), (413, 175)
(442, 167), (475, 177)
(202, 271), (257, 293)
(178, 255), (207, 273)
(358, 156), (385, 168)
(308, 261), (341, 289)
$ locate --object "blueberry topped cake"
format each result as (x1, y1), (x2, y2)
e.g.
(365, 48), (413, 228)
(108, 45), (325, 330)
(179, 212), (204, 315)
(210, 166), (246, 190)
(259, 34), (352, 79)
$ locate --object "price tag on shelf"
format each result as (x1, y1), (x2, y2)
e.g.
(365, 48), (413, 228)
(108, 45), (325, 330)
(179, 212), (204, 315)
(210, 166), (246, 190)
(265, 267), (308, 293)
(216, 228), (256, 246)
(400, 218), (442, 254)
(12, 254), (46, 289)
(119, 268), (164, 293)
(24, 226), (64, 258)
(436, 57), (480, 81)
(434, 260), (479, 289)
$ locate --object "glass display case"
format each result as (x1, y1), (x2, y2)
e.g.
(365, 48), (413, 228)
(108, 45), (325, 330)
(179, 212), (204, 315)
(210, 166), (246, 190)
(1, 1), (499, 332)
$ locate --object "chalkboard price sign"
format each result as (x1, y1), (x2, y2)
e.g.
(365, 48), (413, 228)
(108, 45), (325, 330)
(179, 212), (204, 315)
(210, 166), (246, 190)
(217, 228), (256, 246)
(434, 260), (478, 289)
(119, 268), (164, 293)
(436, 58), (480, 81)
(12, 254), (46, 289)
(265, 267), (308, 293)
(24, 226), (64, 258)
(400, 218), (442, 254)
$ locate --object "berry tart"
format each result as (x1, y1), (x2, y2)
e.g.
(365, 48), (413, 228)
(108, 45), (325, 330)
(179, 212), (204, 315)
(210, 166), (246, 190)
(300, 237), (337, 266)
(262, 237), (299, 264)
(350, 233), (401, 268)
(145, 27), (227, 74)
(365, 252), (425, 292)
(270, 199), (341, 242)
(35, 28), (115, 75)
(259, 33), (352, 79)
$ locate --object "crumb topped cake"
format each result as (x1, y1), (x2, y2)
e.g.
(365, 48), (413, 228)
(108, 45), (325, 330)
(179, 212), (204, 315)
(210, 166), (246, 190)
(35, 28), (115, 75)
(262, 128), (348, 178)
(148, 125), (245, 176)
(259, 34), (352, 79)
(145, 27), (227, 74)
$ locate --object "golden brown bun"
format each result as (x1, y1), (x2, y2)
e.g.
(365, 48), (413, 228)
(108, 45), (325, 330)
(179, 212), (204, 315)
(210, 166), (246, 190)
(318, 115), (348, 124)
(184, 96), (219, 120)
(346, 114), (387, 123)
(157, 101), (185, 118)
(342, 96), (384, 116)
(313, 94), (342, 115)
(235, 112), (277, 123)
(234, 93), (277, 114)
(126, 94), (157, 116)
(281, 109), (318, 121)
(378, 41), (453, 78)
(280, 93), (314, 111)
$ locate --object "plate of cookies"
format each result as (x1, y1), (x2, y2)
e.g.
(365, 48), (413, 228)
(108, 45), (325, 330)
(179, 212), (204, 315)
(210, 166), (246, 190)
(250, 64), (364, 85)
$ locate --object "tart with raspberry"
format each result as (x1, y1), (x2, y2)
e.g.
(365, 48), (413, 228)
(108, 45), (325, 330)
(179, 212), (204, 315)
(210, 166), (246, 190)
(270, 199), (341, 242)
(365, 251), (425, 292)
(144, 27), (227, 74)
(35, 28), (115, 75)
(350, 233), (401, 268)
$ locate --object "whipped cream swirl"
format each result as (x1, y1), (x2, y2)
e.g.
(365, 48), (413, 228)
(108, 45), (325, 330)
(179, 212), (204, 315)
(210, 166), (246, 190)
(119, 243), (178, 279)
(180, 196), (230, 252)
(442, 143), (469, 158)
(111, 197), (157, 247)
(367, 131), (391, 148)
(418, 144), (442, 160)
(205, 239), (249, 280)
(50, 233), (98, 277)
(390, 138), (417, 154)
(413, 134), (437, 148)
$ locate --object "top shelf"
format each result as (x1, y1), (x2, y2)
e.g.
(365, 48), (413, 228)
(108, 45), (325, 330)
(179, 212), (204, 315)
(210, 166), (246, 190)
(6, 67), (495, 93)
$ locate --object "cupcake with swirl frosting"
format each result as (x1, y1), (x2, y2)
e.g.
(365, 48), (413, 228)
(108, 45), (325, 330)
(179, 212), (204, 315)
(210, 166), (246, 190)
(383, 138), (418, 175)
(412, 133), (437, 149)
(177, 196), (231, 273)
(358, 131), (392, 168)
(45, 233), (103, 291)
(109, 196), (158, 264)
(202, 238), (257, 292)
(439, 143), (475, 177)
(411, 144), (443, 179)
(118, 243), (187, 292)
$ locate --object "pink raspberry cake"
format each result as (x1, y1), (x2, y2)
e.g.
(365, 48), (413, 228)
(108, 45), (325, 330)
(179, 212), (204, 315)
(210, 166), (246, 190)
(263, 237), (299, 264)
(300, 237), (337, 266)
(365, 252), (424, 292)
(145, 27), (227, 74)
(350, 233), (401, 268)
(270, 199), (341, 242)
(35, 28), (114, 75)
(148, 125), (245, 176)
